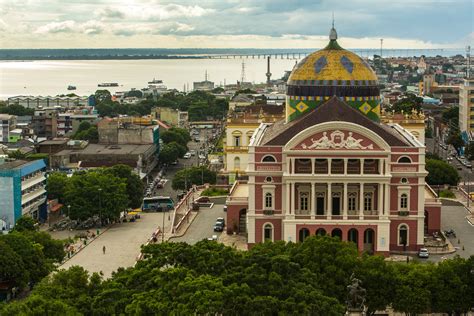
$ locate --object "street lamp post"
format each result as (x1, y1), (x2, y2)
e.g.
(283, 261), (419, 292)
(67, 205), (71, 218)
(98, 188), (102, 226)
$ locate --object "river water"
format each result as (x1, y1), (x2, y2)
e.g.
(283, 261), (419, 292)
(0, 58), (297, 99)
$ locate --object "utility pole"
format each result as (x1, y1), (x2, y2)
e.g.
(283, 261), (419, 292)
(266, 56), (272, 85)
(380, 39), (383, 59)
(98, 188), (102, 226)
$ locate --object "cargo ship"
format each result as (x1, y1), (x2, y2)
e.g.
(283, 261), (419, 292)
(98, 82), (119, 87)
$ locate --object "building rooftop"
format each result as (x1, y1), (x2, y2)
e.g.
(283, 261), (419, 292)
(75, 143), (155, 156)
(0, 160), (29, 170)
(39, 139), (69, 145)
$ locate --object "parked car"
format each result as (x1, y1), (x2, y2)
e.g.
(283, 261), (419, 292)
(183, 152), (192, 159)
(223, 205), (227, 212)
(418, 248), (429, 258)
(198, 154), (206, 160)
(444, 229), (456, 238)
(195, 196), (211, 204)
(213, 222), (224, 232)
(216, 217), (225, 226)
(190, 150), (196, 156)
(207, 234), (218, 241)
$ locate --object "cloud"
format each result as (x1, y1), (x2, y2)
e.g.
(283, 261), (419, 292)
(113, 21), (196, 36)
(35, 20), (76, 34)
(96, 7), (125, 19)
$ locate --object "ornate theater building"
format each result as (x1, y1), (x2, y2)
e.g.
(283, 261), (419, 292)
(226, 27), (441, 255)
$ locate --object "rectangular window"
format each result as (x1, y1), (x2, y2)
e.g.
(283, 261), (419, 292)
(234, 136), (240, 147)
(348, 196), (356, 211)
(300, 194), (308, 211)
(364, 193), (372, 211)
(265, 193), (273, 208)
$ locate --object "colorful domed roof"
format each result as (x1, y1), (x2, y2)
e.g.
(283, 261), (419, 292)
(286, 27), (381, 122)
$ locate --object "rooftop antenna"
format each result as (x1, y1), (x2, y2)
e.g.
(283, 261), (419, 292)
(329, 12), (337, 40)
(240, 61), (246, 83)
(380, 39), (383, 59)
(467, 45), (471, 79)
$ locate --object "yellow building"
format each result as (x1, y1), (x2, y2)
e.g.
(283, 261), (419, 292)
(224, 105), (284, 181)
(380, 109), (426, 144)
(152, 107), (188, 128)
(459, 78), (474, 133)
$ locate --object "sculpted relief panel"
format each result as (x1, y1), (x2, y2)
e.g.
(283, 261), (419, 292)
(294, 130), (380, 150)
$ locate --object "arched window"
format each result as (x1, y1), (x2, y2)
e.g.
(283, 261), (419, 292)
(398, 156), (412, 163)
(315, 228), (326, 236)
(400, 193), (408, 210)
(399, 224), (408, 246)
(234, 157), (240, 170)
(262, 155), (276, 162)
(299, 228), (310, 242)
(265, 192), (273, 208)
(263, 223), (273, 242)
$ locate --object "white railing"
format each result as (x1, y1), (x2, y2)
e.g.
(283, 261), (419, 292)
(22, 174), (46, 191)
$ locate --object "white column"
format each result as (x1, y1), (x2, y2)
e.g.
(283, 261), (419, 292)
(377, 184), (383, 216)
(360, 158), (364, 175)
(359, 182), (364, 219)
(311, 158), (315, 175)
(327, 183), (332, 218)
(290, 182), (295, 215)
(311, 182), (316, 219)
(378, 159), (383, 175)
(285, 182), (290, 215)
(343, 182), (348, 219)
(344, 158), (348, 175)
(383, 183), (389, 219)
(328, 158), (332, 175)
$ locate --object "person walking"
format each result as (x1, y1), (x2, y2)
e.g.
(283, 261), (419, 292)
(102, 245), (106, 255)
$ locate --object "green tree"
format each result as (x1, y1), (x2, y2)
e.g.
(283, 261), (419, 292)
(0, 240), (27, 288)
(169, 127), (191, 143)
(7, 150), (27, 160)
(172, 166), (217, 190)
(0, 294), (81, 316)
(64, 171), (128, 221)
(168, 141), (187, 158)
(426, 159), (460, 185)
(392, 264), (432, 315)
(27, 231), (65, 263)
(73, 126), (98, 143)
(391, 94), (423, 114)
(12, 216), (37, 232)
(158, 143), (180, 165)
(102, 165), (144, 208)
(76, 121), (92, 133)
(160, 130), (186, 146)
(0, 103), (35, 116)
(46, 172), (69, 201)
(1, 232), (50, 284)
(94, 90), (112, 104)
(447, 132), (463, 151)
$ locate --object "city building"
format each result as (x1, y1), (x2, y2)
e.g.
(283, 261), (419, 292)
(56, 113), (99, 137)
(8, 95), (91, 108)
(193, 72), (215, 91)
(97, 118), (159, 147)
(381, 109), (426, 144)
(152, 107), (188, 128)
(224, 105), (284, 182)
(459, 78), (474, 133)
(226, 27), (441, 255)
(0, 114), (16, 143)
(0, 159), (47, 230)
(32, 108), (59, 139)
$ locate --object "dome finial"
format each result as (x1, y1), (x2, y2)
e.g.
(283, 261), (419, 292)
(329, 12), (337, 40)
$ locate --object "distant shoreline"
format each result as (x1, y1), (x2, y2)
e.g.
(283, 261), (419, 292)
(0, 55), (209, 61)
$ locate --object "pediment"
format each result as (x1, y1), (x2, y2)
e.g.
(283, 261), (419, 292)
(291, 129), (381, 151)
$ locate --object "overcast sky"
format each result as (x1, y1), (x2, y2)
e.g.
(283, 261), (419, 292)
(0, 0), (472, 49)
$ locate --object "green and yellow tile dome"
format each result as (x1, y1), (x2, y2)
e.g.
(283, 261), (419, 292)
(286, 27), (381, 122)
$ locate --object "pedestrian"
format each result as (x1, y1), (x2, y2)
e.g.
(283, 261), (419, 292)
(102, 245), (106, 254)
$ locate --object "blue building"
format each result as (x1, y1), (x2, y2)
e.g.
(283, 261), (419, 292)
(0, 159), (47, 231)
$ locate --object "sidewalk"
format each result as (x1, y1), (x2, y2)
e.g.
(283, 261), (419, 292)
(452, 190), (474, 226)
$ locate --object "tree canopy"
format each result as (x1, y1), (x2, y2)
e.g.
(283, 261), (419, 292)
(172, 166), (217, 190)
(425, 159), (460, 186)
(0, 103), (35, 116)
(390, 94), (423, 114)
(1, 237), (473, 315)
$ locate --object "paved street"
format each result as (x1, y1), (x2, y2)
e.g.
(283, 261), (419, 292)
(60, 212), (172, 278)
(171, 203), (226, 244)
(427, 200), (474, 262)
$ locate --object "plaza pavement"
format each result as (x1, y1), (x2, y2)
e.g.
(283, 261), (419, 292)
(60, 212), (172, 278)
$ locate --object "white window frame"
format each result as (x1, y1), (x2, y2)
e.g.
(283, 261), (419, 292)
(262, 184), (276, 211)
(397, 223), (409, 246)
(234, 135), (241, 147)
(234, 156), (241, 170)
(263, 223), (274, 242)
(397, 187), (411, 212)
(400, 193), (408, 210)
(300, 192), (309, 211)
(261, 155), (277, 163)
(265, 192), (273, 208)
(363, 192), (373, 211)
(348, 192), (357, 211)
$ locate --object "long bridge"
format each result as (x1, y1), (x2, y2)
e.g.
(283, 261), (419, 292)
(185, 48), (458, 60)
